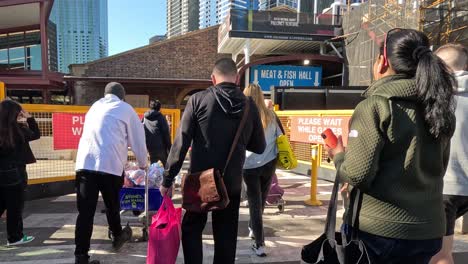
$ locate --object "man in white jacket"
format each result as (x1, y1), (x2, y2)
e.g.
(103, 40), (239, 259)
(74, 82), (148, 264)
(431, 44), (468, 264)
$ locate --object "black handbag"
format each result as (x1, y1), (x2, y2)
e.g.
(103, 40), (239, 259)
(301, 172), (370, 264)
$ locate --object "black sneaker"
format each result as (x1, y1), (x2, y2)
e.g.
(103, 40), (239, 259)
(112, 224), (132, 251)
(75, 255), (100, 264)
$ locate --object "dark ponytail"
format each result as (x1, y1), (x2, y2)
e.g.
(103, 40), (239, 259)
(415, 49), (456, 138)
(385, 29), (456, 139)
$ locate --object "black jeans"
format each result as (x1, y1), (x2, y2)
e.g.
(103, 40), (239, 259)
(0, 183), (25, 243)
(74, 171), (124, 256)
(345, 226), (442, 264)
(0, 166), (27, 243)
(243, 158), (277, 246)
(182, 195), (241, 264)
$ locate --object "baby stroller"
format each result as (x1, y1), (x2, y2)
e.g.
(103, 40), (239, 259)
(241, 173), (285, 213)
(266, 173), (285, 212)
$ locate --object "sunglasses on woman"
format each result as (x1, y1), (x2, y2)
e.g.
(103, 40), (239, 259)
(382, 28), (403, 67)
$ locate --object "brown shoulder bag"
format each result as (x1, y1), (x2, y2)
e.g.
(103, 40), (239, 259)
(181, 100), (250, 213)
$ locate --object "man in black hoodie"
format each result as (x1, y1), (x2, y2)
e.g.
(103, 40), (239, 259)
(143, 100), (171, 166)
(161, 58), (266, 263)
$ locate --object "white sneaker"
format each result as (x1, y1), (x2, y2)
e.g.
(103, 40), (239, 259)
(7, 235), (35, 246)
(248, 228), (255, 240)
(252, 243), (267, 257)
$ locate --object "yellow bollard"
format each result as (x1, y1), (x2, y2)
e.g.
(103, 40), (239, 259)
(0, 82), (5, 100)
(304, 144), (323, 206)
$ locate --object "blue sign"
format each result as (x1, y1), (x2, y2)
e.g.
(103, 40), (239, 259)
(250, 65), (322, 92)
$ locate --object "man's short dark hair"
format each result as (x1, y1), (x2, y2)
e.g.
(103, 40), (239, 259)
(213, 58), (238, 76)
(149, 99), (161, 111)
(104, 82), (125, 100)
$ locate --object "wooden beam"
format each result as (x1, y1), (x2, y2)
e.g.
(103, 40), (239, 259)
(0, 24), (40, 34)
(0, 0), (44, 8)
(45, 0), (54, 21)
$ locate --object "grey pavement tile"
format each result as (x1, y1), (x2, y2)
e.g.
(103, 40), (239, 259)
(3, 172), (468, 264)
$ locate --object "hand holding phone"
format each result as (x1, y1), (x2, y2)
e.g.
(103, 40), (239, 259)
(321, 128), (338, 149)
(20, 110), (31, 119)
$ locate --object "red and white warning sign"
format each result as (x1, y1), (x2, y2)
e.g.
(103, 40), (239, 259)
(52, 113), (86, 150)
(289, 116), (351, 145)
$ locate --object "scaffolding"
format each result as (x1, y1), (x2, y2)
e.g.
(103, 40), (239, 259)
(341, 0), (468, 86)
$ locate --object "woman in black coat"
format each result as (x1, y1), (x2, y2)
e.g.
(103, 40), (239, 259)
(0, 100), (40, 246)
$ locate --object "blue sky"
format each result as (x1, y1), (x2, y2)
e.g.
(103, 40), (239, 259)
(108, 0), (167, 55)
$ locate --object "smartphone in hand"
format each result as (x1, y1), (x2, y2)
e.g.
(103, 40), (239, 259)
(321, 128), (338, 149)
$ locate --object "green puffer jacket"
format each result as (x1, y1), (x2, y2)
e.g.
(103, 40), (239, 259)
(334, 74), (453, 240)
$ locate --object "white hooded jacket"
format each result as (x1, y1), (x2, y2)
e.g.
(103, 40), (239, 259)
(444, 71), (468, 195)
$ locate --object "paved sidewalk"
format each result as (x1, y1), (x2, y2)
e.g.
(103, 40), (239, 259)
(2, 170), (468, 263)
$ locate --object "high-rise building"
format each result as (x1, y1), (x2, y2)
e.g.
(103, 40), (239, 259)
(199, 0), (259, 29)
(47, 21), (58, 72)
(259, 0), (298, 10)
(50, 0), (108, 73)
(167, 0), (200, 38)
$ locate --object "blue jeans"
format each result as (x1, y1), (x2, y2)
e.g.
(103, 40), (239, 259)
(344, 225), (442, 264)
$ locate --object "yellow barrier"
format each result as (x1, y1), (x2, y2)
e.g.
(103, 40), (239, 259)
(0, 81), (5, 100)
(304, 144), (323, 206)
(22, 104), (180, 143)
(20, 104), (180, 185)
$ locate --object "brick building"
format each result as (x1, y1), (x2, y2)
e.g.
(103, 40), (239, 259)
(68, 26), (227, 108)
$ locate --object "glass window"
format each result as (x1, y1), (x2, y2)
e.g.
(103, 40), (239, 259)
(9, 47), (25, 70)
(0, 34), (8, 70)
(24, 31), (41, 71)
(0, 50), (7, 70)
(0, 30), (42, 71)
(27, 44), (42, 70)
(32, 96), (43, 104)
(21, 96), (30, 103)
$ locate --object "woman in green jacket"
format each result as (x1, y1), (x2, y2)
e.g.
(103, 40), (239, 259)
(327, 29), (456, 263)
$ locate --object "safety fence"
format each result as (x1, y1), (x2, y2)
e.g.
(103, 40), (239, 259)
(21, 104), (180, 185)
(15, 101), (351, 185)
(275, 109), (354, 170)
